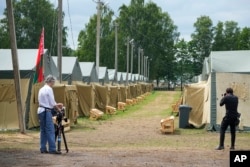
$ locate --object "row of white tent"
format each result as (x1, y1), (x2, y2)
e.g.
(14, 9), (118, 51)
(0, 49), (147, 85)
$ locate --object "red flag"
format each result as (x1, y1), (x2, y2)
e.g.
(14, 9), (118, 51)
(33, 28), (44, 83)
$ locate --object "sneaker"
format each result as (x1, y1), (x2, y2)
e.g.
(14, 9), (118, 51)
(40, 150), (49, 153)
(230, 146), (235, 150)
(215, 146), (224, 150)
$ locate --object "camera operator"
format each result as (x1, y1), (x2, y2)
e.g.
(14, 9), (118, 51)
(37, 75), (63, 154)
(215, 88), (239, 150)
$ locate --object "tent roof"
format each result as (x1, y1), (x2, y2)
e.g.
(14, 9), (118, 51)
(52, 56), (77, 74)
(133, 74), (140, 80)
(79, 62), (95, 76)
(99, 66), (107, 79)
(108, 69), (116, 80)
(117, 72), (123, 82)
(0, 49), (48, 71)
(210, 50), (250, 73)
(121, 72), (127, 79)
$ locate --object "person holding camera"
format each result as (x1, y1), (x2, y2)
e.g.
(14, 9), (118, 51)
(216, 88), (239, 150)
(37, 75), (63, 154)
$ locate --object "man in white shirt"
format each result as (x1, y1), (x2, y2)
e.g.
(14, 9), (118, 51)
(37, 75), (63, 154)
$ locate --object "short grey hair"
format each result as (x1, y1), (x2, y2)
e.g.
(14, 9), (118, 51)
(45, 75), (56, 83)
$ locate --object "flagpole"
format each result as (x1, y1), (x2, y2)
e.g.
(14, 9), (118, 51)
(6, 0), (26, 133)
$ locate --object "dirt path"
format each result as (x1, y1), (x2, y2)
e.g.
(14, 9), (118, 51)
(0, 91), (245, 167)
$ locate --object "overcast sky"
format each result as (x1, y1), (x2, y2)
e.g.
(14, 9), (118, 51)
(1, 0), (250, 50)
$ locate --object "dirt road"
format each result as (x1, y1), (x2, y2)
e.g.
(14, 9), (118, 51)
(1, 91), (248, 167)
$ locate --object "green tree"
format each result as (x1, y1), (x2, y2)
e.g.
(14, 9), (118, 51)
(117, 0), (179, 82)
(175, 39), (195, 83)
(190, 16), (213, 74)
(0, 0), (69, 56)
(76, 0), (179, 83)
(237, 27), (250, 50)
(212, 21), (225, 51)
(223, 21), (240, 50)
(76, 7), (115, 69)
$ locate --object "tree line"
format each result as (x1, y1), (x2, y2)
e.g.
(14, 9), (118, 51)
(0, 0), (250, 84)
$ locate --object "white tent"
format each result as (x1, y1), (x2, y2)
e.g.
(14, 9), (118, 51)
(52, 56), (82, 84)
(108, 69), (117, 84)
(0, 49), (57, 130)
(99, 66), (109, 85)
(117, 72), (124, 84)
(184, 50), (250, 131)
(79, 62), (98, 84)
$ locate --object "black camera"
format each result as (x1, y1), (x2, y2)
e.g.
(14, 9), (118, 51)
(56, 107), (68, 124)
(221, 93), (227, 97)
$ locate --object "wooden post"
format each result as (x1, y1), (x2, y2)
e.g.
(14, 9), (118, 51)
(6, 0), (26, 133)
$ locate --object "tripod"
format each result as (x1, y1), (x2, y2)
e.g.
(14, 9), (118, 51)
(55, 115), (69, 153)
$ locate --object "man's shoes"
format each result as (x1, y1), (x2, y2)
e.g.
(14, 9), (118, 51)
(41, 150), (49, 153)
(215, 146), (224, 150)
(230, 146), (235, 150)
(49, 151), (62, 154)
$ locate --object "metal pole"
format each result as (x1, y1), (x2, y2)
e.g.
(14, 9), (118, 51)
(148, 60), (150, 81)
(126, 37), (129, 86)
(145, 57), (148, 81)
(141, 49), (144, 80)
(181, 59), (183, 91)
(6, 0), (25, 133)
(130, 43), (134, 80)
(144, 56), (147, 81)
(57, 0), (62, 83)
(138, 47), (140, 75)
(96, 0), (101, 77)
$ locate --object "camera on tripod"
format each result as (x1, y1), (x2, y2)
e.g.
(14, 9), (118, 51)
(54, 107), (69, 153)
(56, 107), (68, 124)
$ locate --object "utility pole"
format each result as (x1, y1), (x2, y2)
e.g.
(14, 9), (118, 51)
(148, 59), (151, 81)
(95, 0), (102, 77)
(114, 22), (118, 82)
(130, 42), (134, 80)
(144, 56), (147, 80)
(138, 47), (140, 76)
(144, 56), (147, 81)
(57, 0), (62, 83)
(126, 37), (130, 86)
(6, 0), (25, 133)
(141, 49), (144, 81)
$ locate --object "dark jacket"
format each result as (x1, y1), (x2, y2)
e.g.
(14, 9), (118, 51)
(220, 94), (238, 118)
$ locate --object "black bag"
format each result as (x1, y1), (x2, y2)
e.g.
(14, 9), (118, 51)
(235, 113), (241, 126)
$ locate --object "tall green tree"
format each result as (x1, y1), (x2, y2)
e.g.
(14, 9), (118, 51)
(175, 39), (195, 82)
(238, 27), (250, 50)
(190, 15), (213, 74)
(0, 0), (70, 56)
(223, 21), (240, 50)
(76, 7), (115, 69)
(76, 0), (179, 82)
(117, 0), (179, 81)
(212, 21), (225, 51)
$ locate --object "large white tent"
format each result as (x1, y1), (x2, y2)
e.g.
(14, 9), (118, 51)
(0, 49), (57, 130)
(184, 50), (250, 131)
